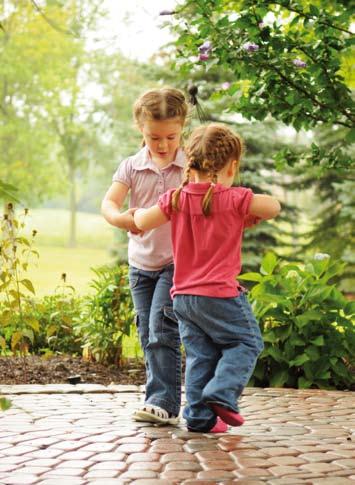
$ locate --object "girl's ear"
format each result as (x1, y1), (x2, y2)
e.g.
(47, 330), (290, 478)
(227, 159), (238, 177)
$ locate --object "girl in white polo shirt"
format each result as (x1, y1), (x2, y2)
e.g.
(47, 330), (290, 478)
(101, 88), (188, 424)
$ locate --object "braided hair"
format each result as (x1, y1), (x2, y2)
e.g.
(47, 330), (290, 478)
(172, 124), (243, 216)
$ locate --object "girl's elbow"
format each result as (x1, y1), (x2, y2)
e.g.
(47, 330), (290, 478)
(269, 200), (281, 218)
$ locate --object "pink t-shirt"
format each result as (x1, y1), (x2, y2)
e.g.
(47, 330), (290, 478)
(158, 182), (254, 298)
(113, 146), (185, 271)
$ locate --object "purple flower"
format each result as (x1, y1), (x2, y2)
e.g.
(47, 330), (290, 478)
(293, 59), (307, 68)
(198, 53), (209, 61)
(159, 9), (176, 16)
(221, 82), (231, 90)
(242, 42), (259, 53)
(199, 40), (212, 54)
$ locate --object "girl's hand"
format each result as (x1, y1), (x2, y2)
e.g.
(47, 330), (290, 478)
(121, 208), (143, 235)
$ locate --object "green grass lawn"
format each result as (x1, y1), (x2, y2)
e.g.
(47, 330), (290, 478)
(21, 208), (141, 358)
(29, 208), (117, 249)
(22, 208), (118, 295)
(27, 245), (116, 296)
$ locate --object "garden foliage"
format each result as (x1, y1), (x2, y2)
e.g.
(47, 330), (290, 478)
(73, 264), (134, 365)
(240, 252), (355, 389)
(165, 0), (354, 170)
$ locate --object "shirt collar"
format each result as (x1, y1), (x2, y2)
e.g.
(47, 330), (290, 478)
(134, 146), (185, 171)
(183, 182), (229, 194)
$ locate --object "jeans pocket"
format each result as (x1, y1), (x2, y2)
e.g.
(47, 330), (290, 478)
(163, 306), (178, 324)
(129, 268), (140, 289)
(134, 313), (139, 327)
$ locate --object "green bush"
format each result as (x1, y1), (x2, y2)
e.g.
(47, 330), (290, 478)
(0, 273), (83, 356)
(74, 264), (134, 365)
(31, 286), (83, 355)
(240, 253), (355, 390)
(0, 204), (40, 354)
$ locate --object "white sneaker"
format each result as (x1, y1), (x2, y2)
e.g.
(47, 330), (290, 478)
(132, 404), (179, 425)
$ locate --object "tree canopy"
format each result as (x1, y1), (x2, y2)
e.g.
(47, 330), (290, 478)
(164, 0), (354, 169)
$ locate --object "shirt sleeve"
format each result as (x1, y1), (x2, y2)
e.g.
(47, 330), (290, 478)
(243, 214), (262, 229)
(232, 187), (254, 217)
(112, 158), (132, 188)
(158, 189), (175, 220)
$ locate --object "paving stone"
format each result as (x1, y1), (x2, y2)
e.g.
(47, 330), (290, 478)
(164, 461), (202, 472)
(38, 480), (86, 485)
(160, 451), (197, 463)
(129, 461), (163, 472)
(150, 443), (183, 453)
(130, 480), (171, 485)
(301, 461), (344, 473)
(196, 469), (235, 479)
(42, 468), (85, 477)
(84, 469), (120, 478)
(160, 470), (195, 480)
(200, 459), (238, 471)
(117, 442), (149, 453)
(267, 455), (307, 466)
(119, 469), (159, 479)
(0, 475), (41, 484)
(1, 385), (354, 483)
(311, 479), (355, 484)
(126, 452), (161, 463)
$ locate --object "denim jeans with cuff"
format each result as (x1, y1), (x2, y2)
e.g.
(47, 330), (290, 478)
(173, 292), (264, 432)
(129, 264), (181, 417)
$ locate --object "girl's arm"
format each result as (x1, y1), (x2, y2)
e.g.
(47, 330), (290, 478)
(134, 205), (169, 231)
(249, 194), (281, 220)
(101, 182), (141, 234)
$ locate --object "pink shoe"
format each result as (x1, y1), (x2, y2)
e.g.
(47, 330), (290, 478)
(209, 417), (228, 433)
(210, 404), (244, 427)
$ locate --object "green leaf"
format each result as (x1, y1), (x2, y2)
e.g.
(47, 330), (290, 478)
(290, 353), (310, 366)
(238, 272), (262, 282)
(305, 345), (321, 361)
(22, 328), (34, 344)
(266, 346), (285, 363)
(310, 335), (325, 346)
(345, 128), (355, 144)
(0, 397), (12, 411)
(11, 331), (23, 350)
(294, 310), (321, 329)
(20, 279), (36, 295)
(298, 377), (313, 389)
(260, 252), (278, 275)
(270, 369), (289, 387)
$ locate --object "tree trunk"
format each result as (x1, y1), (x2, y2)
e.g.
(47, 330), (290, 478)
(68, 159), (76, 248)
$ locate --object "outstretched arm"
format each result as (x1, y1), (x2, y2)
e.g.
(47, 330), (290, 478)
(249, 194), (281, 220)
(134, 205), (169, 231)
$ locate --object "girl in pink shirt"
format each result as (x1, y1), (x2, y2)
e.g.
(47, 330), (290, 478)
(101, 88), (189, 425)
(134, 123), (281, 433)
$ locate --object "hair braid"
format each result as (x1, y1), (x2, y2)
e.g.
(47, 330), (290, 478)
(182, 123), (244, 216)
(171, 161), (192, 212)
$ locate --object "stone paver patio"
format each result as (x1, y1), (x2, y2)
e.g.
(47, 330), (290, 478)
(0, 385), (354, 484)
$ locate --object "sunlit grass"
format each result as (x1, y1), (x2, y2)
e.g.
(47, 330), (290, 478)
(27, 245), (115, 296)
(28, 208), (117, 249)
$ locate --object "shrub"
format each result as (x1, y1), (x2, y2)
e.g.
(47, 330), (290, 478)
(0, 204), (39, 354)
(0, 278), (83, 356)
(74, 264), (134, 365)
(31, 277), (83, 355)
(240, 253), (355, 390)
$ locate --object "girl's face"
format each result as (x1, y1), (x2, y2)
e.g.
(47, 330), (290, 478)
(140, 118), (183, 166)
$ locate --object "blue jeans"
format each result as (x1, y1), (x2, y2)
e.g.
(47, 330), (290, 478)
(129, 264), (181, 416)
(173, 292), (264, 431)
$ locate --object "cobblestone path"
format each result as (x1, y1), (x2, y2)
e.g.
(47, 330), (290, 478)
(0, 385), (354, 484)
